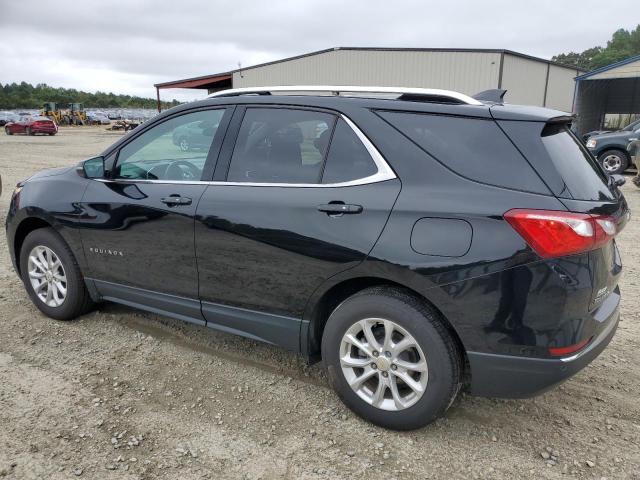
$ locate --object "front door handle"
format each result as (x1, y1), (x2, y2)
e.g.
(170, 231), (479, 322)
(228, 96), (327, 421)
(317, 203), (363, 215)
(161, 195), (192, 206)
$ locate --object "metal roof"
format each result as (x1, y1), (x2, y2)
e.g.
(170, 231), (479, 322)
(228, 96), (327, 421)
(154, 72), (232, 89)
(575, 54), (640, 81)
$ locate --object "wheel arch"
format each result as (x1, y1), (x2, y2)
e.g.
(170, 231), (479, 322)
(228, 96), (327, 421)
(13, 216), (53, 274)
(597, 146), (630, 161)
(304, 275), (468, 374)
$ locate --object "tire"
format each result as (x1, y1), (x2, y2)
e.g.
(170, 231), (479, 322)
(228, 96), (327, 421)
(322, 287), (462, 430)
(26, 127), (33, 136)
(5, 127), (11, 135)
(598, 149), (628, 175)
(19, 228), (94, 320)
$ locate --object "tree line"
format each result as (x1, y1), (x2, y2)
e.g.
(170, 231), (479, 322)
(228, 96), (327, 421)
(0, 82), (181, 110)
(552, 24), (640, 71)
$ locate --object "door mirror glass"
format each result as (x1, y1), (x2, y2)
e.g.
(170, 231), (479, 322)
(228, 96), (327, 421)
(83, 156), (105, 178)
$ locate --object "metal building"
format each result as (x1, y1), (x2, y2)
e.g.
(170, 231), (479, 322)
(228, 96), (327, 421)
(573, 54), (640, 134)
(155, 47), (582, 112)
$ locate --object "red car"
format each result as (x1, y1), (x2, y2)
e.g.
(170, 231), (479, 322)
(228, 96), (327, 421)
(5, 116), (57, 136)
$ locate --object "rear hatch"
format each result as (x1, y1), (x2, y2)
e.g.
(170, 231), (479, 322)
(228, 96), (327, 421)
(496, 114), (629, 310)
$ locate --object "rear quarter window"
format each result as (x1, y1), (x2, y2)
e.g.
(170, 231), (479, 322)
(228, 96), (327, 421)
(498, 121), (615, 201)
(376, 111), (549, 194)
(539, 124), (614, 201)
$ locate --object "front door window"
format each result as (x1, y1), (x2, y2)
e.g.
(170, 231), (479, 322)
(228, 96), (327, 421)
(116, 109), (225, 181)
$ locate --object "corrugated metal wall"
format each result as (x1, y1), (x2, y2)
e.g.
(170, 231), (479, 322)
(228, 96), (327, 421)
(500, 54), (548, 106)
(232, 49), (577, 110)
(545, 65), (580, 111)
(233, 49), (501, 95)
(588, 59), (640, 80)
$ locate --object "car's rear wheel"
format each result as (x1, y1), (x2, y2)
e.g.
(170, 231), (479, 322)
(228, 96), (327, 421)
(19, 228), (94, 320)
(598, 149), (628, 175)
(26, 127), (33, 136)
(322, 287), (462, 430)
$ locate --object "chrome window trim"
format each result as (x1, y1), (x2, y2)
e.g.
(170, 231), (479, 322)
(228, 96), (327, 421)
(102, 113), (397, 188)
(208, 85), (483, 106)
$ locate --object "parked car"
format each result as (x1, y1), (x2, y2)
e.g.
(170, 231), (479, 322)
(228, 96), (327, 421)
(5, 116), (58, 136)
(86, 112), (111, 125)
(6, 86), (628, 430)
(586, 120), (640, 174)
(0, 112), (19, 126)
(583, 118), (640, 142)
(172, 119), (221, 151)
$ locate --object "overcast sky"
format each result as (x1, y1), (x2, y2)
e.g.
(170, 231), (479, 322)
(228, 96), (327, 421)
(0, 0), (637, 102)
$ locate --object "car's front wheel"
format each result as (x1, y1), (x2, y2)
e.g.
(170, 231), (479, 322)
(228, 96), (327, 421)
(5, 127), (11, 135)
(322, 287), (462, 430)
(598, 149), (628, 175)
(19, 228), (94, 320)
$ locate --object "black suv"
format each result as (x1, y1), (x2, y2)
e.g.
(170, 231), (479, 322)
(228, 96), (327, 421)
(6, 86), (628, 430)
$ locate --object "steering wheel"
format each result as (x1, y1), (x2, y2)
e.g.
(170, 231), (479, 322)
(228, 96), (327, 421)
(165, 160), (201, 181)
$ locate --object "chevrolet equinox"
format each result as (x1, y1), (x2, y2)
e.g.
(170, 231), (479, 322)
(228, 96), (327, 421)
(6, 86), (629, 430)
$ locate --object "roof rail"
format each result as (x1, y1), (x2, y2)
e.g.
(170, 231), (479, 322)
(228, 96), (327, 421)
(208, 85), (483, 106)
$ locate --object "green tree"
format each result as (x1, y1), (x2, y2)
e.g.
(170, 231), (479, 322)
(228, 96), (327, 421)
(553, 25), (640, 71)
(0, 82), (181, 110)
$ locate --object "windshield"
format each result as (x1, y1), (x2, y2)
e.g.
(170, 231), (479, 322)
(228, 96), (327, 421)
(622, 119), (640, 132)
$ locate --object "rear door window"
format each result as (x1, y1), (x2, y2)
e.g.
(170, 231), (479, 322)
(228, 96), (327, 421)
(227, 108), (335, 184)
(377, 110), (549, 194)
(321, 119), (378, 184)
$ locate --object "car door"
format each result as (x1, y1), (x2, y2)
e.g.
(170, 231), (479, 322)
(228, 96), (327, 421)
(79, 107), (232, 323)
(13, 117), (27, 134)
(194, 106), (401, 349)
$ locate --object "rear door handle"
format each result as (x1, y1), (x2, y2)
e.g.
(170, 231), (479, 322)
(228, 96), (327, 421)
(317, 203), (363, 215)
(161, 195), (192, 206)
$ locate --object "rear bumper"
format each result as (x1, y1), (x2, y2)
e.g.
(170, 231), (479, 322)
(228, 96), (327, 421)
(467, 295), (619, 398)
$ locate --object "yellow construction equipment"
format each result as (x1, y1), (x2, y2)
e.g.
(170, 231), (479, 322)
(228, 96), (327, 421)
(40, 103), (88, 125)
(41, 103), (63, 124)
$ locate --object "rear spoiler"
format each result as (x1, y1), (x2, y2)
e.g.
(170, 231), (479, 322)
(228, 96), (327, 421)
(545, 115), (576, 124)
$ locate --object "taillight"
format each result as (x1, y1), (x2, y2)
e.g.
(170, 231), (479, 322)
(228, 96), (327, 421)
(548, 336), (592, 357)
(504, 209), (619, 259)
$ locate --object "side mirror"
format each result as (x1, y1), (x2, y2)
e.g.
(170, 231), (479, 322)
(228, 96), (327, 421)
(611, 174), (626, 187)
(81, 156), (105, 178)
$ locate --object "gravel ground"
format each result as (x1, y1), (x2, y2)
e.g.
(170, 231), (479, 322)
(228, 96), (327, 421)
(0, 127), (639, 479)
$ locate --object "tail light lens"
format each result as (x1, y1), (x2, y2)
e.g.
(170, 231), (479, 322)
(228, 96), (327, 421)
(504, 209), (620, 258)
(548, 336), (592, 357)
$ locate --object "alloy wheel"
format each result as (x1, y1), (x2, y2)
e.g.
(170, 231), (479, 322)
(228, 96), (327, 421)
(179, 138), (189, 151)
(339, 318), (428, 411)
(27, 245), (67, 308)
